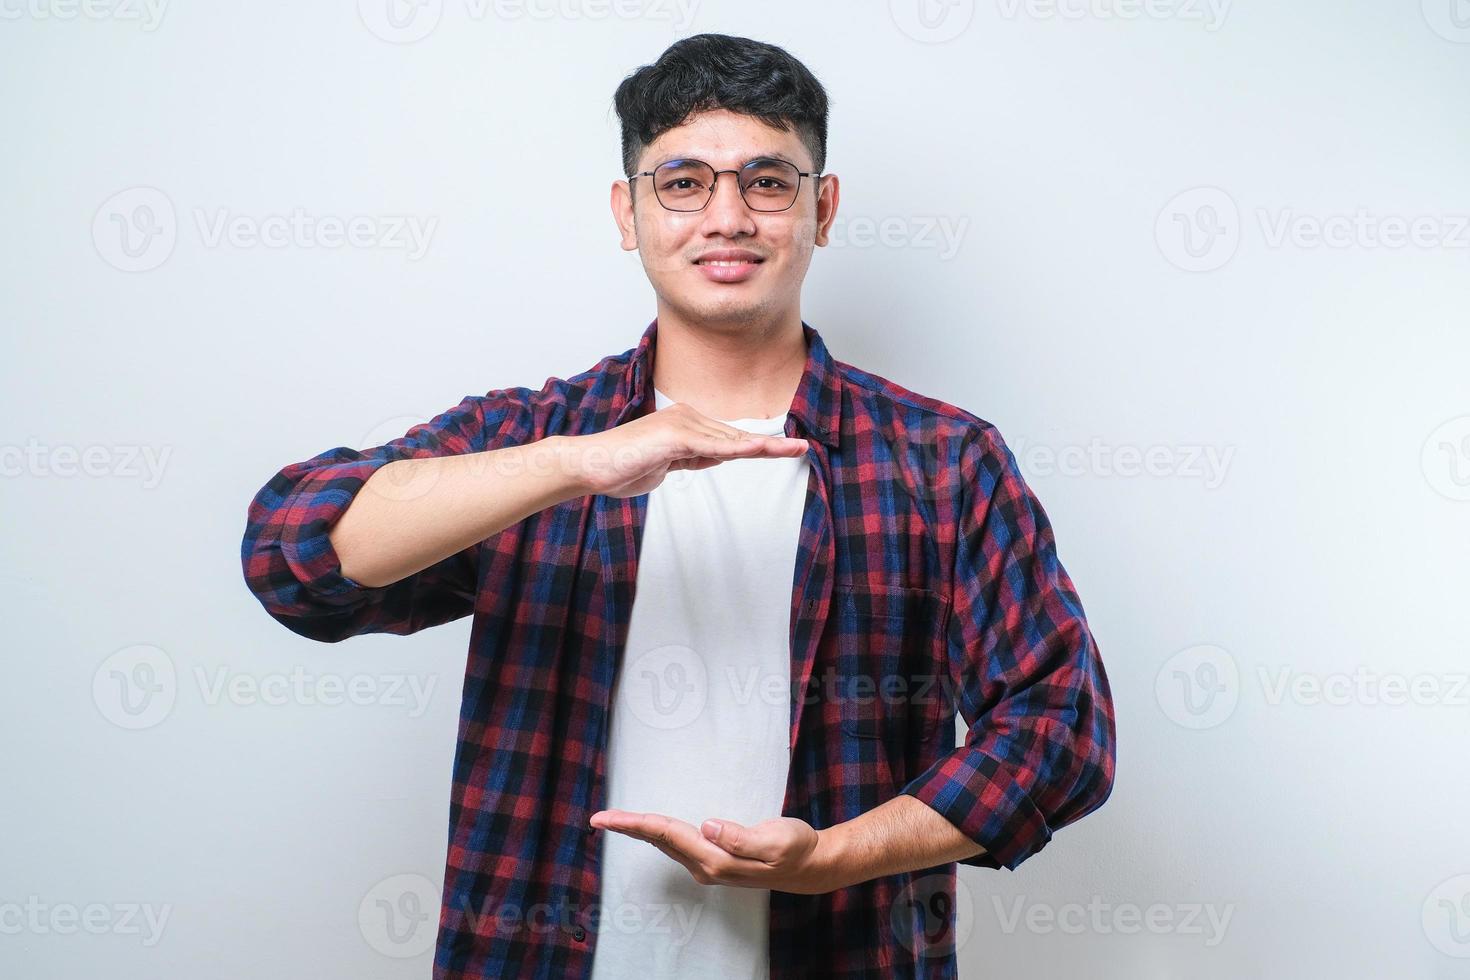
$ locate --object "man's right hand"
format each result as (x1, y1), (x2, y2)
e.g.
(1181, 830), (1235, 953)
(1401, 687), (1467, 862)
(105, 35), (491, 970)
(561, 402), (811, 499)
(329, 402), (811, 589)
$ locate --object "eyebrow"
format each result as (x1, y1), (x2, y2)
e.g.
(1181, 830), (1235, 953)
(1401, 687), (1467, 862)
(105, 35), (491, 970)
(647, 152), (803, 171)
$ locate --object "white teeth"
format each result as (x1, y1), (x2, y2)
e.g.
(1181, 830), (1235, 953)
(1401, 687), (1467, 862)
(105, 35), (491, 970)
(700, 260), (755, 266)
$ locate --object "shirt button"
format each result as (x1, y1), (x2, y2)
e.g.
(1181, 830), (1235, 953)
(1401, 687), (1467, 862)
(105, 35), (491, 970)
(572, 926), (586, 942)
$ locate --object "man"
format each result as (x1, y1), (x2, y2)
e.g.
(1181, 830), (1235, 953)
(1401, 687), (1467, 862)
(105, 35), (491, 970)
(241, 33), (1116, 980)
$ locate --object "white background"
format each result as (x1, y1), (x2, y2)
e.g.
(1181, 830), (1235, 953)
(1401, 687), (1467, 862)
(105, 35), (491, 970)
(3, 1), (1468, 977)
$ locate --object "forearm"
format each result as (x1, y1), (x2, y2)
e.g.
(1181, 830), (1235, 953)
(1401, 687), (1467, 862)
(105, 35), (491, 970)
(330, 436), (587, 588)
(816, 794), (985, 890)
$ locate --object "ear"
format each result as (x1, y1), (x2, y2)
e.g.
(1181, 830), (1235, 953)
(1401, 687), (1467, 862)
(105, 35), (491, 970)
(813, 173), (839, 248)
(611, 178), (639, 251)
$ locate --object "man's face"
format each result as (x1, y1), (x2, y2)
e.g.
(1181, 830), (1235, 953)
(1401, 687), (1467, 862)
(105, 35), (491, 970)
(611, 108), (839, 331)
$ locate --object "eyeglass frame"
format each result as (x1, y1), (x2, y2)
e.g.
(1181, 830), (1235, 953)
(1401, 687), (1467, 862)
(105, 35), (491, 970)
(627, 157), (824, 213)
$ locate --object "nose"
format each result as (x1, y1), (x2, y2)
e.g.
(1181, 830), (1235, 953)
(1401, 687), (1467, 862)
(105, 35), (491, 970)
(698, 171), (757, 238)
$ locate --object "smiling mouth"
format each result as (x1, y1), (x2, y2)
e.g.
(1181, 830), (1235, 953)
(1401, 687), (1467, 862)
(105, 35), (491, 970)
(695, 259), (764, 266)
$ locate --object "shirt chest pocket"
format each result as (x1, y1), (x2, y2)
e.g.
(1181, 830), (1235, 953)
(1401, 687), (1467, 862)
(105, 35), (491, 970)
(831, 583), (952, 749)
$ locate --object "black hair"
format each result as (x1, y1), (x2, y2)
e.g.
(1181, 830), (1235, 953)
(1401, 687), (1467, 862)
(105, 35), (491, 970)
(612, 33), (830, 179)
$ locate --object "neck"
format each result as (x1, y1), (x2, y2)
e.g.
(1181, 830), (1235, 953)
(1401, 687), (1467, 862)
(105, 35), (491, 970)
(648, 306), (806, 421)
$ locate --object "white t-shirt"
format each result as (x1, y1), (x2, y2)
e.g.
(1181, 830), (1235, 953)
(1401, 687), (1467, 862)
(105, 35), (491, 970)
(589, 386), (810, 980)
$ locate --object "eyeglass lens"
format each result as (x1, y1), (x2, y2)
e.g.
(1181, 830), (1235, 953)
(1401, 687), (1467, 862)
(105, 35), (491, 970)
(652, 159), (802, 212)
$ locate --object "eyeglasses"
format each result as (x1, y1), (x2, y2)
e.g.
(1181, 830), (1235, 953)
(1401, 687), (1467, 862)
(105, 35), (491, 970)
(628, 157), (822, 213)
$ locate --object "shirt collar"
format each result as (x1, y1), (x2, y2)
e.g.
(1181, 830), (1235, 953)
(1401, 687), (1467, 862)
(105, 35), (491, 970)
(614, 317), (843, 449)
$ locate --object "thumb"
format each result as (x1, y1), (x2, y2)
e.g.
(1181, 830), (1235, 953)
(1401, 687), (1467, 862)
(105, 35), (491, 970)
(701, 818), (745, 851)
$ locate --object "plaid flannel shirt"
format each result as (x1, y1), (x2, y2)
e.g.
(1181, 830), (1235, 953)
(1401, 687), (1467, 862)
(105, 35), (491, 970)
(241, 319), (1116, 978)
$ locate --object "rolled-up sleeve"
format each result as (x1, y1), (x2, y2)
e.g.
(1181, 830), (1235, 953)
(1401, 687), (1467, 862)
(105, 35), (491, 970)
(898, 424), (1116, 871)
(241, 394), (501, 643)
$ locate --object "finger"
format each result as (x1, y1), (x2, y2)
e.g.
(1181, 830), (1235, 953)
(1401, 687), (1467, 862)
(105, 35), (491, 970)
(687, 434), (768, 459)
(700, 818), (782, 863)
(600, 812), (715, 879)
(690, 433), (806, 460)
(666, 455), (723, 472)
(596, 810), (769, 882)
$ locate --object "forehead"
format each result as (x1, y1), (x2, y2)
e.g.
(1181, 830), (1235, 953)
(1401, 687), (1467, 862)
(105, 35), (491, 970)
(639, 108), (811, 171)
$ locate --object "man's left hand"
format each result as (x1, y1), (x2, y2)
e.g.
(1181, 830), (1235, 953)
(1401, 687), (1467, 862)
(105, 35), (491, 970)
(589, 809), (848, 895)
